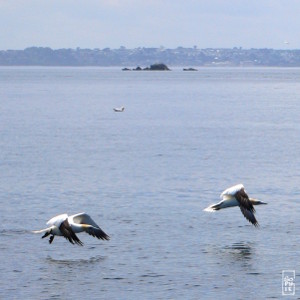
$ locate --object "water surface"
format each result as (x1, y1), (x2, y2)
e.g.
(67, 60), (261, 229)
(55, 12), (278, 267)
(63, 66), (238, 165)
(0, 67), (300, 299)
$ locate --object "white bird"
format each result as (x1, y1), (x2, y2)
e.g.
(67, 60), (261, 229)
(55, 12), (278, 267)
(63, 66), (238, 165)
(33, 213), (110, 245)
(113, 106), (125, 112)
(203, 184), (267, 227)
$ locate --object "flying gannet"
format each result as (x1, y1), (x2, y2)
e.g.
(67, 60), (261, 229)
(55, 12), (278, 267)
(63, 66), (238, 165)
(113, 106), (125, 112)
(33, 213), (110, 245)
(204, 184), (267, 227)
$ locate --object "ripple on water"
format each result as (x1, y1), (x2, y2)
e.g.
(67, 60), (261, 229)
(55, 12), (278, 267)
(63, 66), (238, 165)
(45, 255), (106, 266)
(0, 229), (29, 236)
(140, 273), (165, 278)
(103, 277), (125, 280)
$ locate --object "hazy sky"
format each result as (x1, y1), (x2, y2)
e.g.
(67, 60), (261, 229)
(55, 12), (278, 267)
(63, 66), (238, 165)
(1, 0), (299, 50)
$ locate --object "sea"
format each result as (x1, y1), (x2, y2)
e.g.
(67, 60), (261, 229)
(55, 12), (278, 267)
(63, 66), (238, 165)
(0, 67), (300, 299)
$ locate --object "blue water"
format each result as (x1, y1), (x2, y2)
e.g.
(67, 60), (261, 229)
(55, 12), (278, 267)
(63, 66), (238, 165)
(0, 67), (300, 299)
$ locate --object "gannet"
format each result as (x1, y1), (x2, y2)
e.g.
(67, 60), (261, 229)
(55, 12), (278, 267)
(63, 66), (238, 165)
(33, 213), (110, 245)
(204, 184), (267, 227)
(113, 106), (125, 112)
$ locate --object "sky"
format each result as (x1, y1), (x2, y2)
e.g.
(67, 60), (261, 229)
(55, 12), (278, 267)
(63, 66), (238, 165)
(0, 0), (299, 50)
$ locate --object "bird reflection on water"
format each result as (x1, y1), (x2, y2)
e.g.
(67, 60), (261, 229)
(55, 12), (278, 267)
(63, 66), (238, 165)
(222, 241), (254, 268)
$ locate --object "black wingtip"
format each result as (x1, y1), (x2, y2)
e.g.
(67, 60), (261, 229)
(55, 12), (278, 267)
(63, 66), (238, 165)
(98, 230), (110, 240)
(102, 234), (110, 241)
(253, 222), (260, 228)
(76, 240), (84, 246)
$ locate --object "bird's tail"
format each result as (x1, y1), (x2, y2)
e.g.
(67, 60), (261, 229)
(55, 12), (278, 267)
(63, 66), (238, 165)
(32, 227), (51, 234)
(203, 203), (221, 212)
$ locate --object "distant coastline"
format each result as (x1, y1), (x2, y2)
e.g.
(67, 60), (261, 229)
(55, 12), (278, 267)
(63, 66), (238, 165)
(0, 47), (300, 67)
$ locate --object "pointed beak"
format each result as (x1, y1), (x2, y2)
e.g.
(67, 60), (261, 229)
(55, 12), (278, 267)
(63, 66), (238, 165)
(259, 201), (268, 205)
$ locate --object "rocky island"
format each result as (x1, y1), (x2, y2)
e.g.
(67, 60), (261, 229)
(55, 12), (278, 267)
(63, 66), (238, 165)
(183, 67), (198, 71)
(122, 63), (170, 71)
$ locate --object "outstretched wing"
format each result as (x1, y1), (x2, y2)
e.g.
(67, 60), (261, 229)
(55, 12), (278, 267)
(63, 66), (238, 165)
(72, 213), (100, 228)
(72, 213), (110, 240)
(220, 184), (244, 199)
(235, 189), (259, 227)
(84, 225), (110, 240)
(59, 219), (83, 246)
(46, 214), (68, 227)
